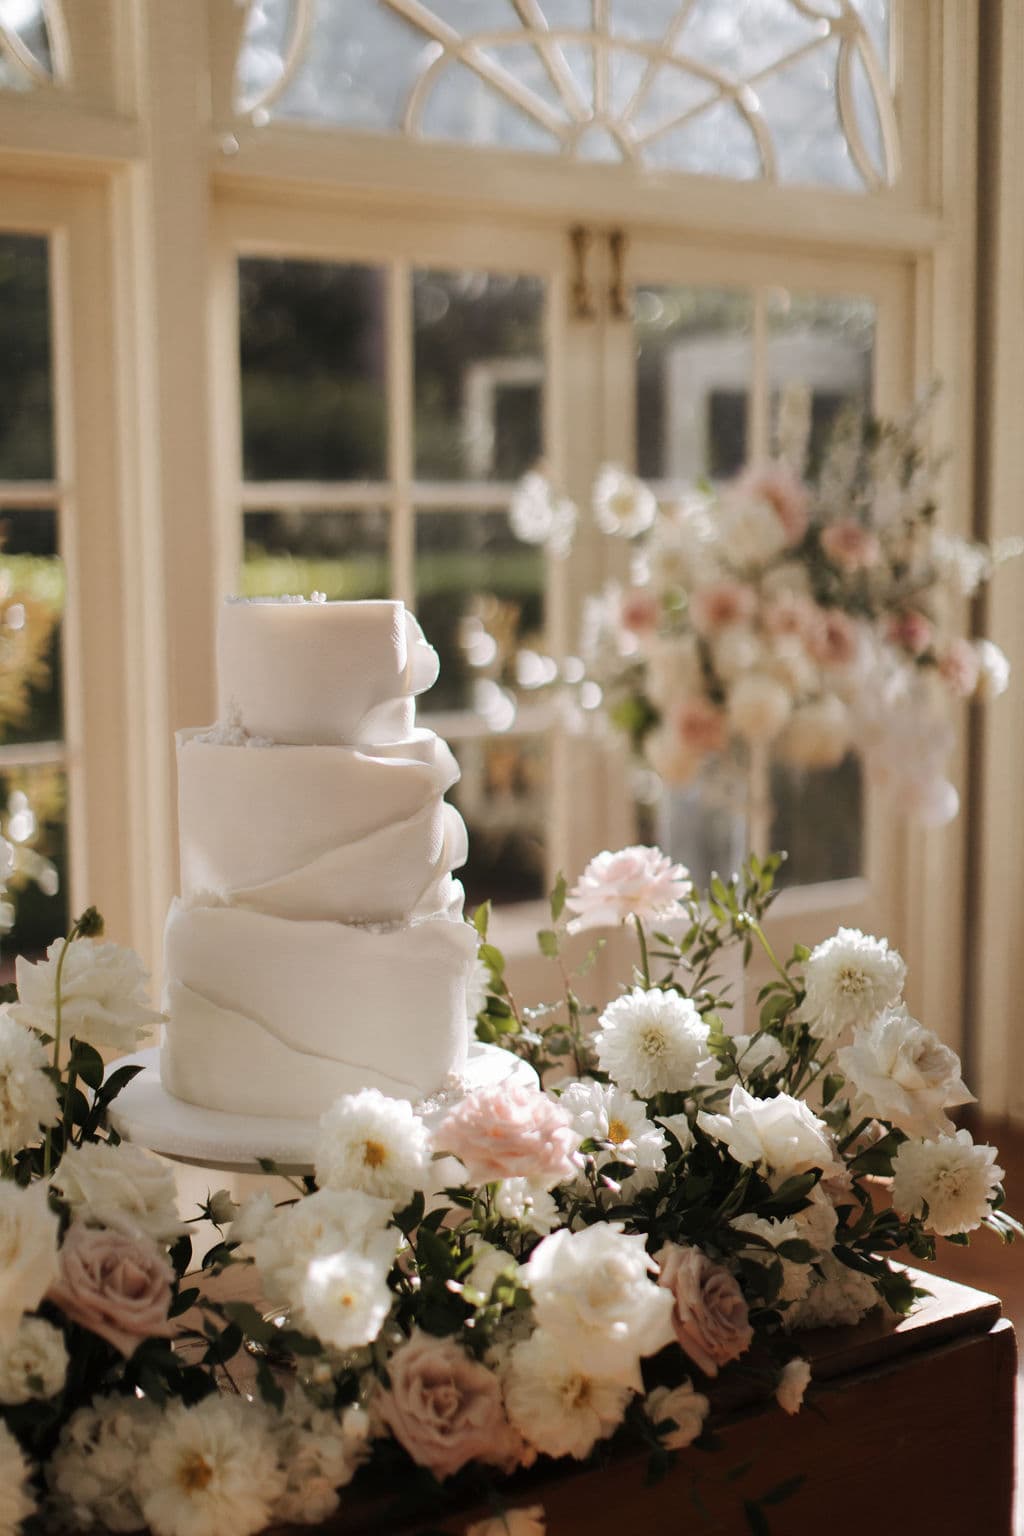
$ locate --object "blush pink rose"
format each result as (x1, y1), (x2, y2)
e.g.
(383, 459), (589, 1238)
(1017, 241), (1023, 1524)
(734, 463), (810, 547)
(376, 1329), (523, 1481)
(438, 1084), (580, 1187)
(673, 696), (728, 756)
(807, 609), (860, 668)
(48, 1222), (174, 1357)
(690, 580), (757, 636)
(887, 610), (933, 657)
(938, 638), (980, 697)
(566, 845), (691, 934)
(620, 588), (660, 636)
(655, 1243), (753, 1379)
(820, 520), (881, 573)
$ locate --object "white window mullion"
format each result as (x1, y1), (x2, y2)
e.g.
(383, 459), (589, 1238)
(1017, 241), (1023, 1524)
(388, 258), (415, 608)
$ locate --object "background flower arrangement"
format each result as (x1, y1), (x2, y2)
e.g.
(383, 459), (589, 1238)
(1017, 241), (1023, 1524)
(0, 844), (1018, 1536)
(509, 389), (1018, 829)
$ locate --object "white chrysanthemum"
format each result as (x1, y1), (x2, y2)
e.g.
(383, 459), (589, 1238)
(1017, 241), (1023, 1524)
(503, 1330), (633, 1460)
(728, 673), (793, 744)
(51, 1141), (185, 1244)
(524, 1223), (674, 1384)
(800, 926), (906, 1044)
(11, 938), (163, 1056)
(299, 1248), (393, 1352)
(645, 1380), (709, 1449)
(782, 1252), (878, 1332)
(510, 472), (577, 557)
(594, 988), (710, 1098)
(566, 847), (691, 936)
(776, 1357), (812, 1415)
(593, 464), (657, 539)
(836, 1006), (973, 1138)
(466, 1505), (547, 1536)
(779, 694), (851, 770)
(0, 1181), (60, 1340)
(557, 1079), (667, 1185)
(0, 1315), (68, 1404)
(729, 1213), (811, 1304)
(697, 1083), (841, 1187)
(271, 1394), (370, 1526)
(47, 1395), (160, 1533)
(0, 1008), (57, 1156)
(139, 1395), (285, 1536)
(493, 1179), (560, 1235)
(0, 1421), (34, 1535)
(314, 1089), (432, 1208)
(253, 1188), (399, 1324)
(228, 1190), (276, 1246)
(891, 1130), (1003, 1237)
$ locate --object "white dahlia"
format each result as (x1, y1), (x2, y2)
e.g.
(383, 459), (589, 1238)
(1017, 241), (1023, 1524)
(891, 1130), (1003, 1237)
(836, 1006), (973, 1139)
(800, 926), (907, 1044)
(0, 1421), (34, 1535)
(139, 1396), (285, 1536)
(0, 1315), (68, 1404)
(314, 1088), (432, 1209)
(645, 1380), (709, 1449)
(47, 1395), (160, 1533)
(0, 1008), (57, 1156)
(594, 988), (710, 1098)
(502, 1330), (632, 1461)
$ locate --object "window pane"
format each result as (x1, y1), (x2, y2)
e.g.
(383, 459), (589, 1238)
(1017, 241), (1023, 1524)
(238, 258), (387, 480)
(0, 508), (63, 748)
(1, 763), (67, 959)
(771, 754), (863, 888)
(415, 509), (545, 713)
(0, 235), (53, 478)
(414, 269), (545, 481)
(451, 734), (547, 907)
(242, 509), (390, 600)
(767, 289), (875, 473)
(634, 286), (754, 483)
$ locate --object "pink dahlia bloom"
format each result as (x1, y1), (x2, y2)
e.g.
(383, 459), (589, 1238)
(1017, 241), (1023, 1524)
(48, 1222), (174, 1357)
(438, 1084), (580, 1187)
(619, 588), (661, 636)
(938, 638), (980, 697)
(655, 1243), (753, 1379)
(820, 519), (881, 573)
(690, 580), (757, 636)
(807, 608), (860, 669)
(566, 845), (691, 934)
(734, 463), (810, 547)
(887, 610), (933, 657)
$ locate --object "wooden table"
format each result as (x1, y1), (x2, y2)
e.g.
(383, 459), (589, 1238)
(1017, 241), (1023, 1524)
(270, 1272), (1015, 1536)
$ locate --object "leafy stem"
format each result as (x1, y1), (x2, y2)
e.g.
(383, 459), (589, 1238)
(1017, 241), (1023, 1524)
(632, 912), (652, 989)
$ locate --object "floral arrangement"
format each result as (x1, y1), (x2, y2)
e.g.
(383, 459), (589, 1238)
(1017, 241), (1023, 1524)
(509, 392), (1018, 825)
(0, 846), (1018, 1536)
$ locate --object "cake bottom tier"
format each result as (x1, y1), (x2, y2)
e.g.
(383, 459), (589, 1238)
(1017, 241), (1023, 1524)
(161, 899), (476, 1118)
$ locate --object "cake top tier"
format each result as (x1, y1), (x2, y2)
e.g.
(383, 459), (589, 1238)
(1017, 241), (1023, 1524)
(217, 597), (440, 746)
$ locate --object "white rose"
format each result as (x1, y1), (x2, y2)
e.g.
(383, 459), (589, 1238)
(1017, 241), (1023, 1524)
(779, 695), (851, 769)
(836, 1006), (973, 1138)
(524, 1223), (674, 1385)
(0, 1421), (34, 1534)
(0, 1182), (60, 1339)
(776, 1357), (812, 1414)
(645, 1380), (709, 1449)
(12, 939), (163, 1056)
(697, 1083), (841, 1187)
(0, 1007), (58, 1156)
(891, 1130), (1003, 1237)
(800, 927), (906, 1045)
(728, 673), (792, 743)
(0, 1315), (68, 1404)
(52, 1141), (186, 1244)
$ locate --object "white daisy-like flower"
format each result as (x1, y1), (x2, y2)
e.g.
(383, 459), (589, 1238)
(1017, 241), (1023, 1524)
(800, 926), (907, 1044)
(503, 1329), (633, 1461)
(299, 1248), (394, 1352)
(645, 1380), (710, 1449)
(271, 1394), (370, 1526)
(0, 1315), (68, 1404)
(0, 1007), (57, 1156)
(697, 1083), (842, 1186)
(836, 1006), (973, 1139)
(557, 1079), (666, 1183)
(493, 1179), (560, 1235)
(782, 1252), (879, 1332)
(51, 1141), (186, 1244)
(891, 1130), (1003, 1237)
(592, 464), (657, 539)
(253, 1188), (399, 1324)
(594, 988), (710, 1098)
(776, 1357), (812, 1415)
(510, 472), (577, 557)
(139, 1395), (285, 1536)
(0, 1421), (35, 1535)
(11, 938), (163, 1057)
(566, 846), (691, 936)
(314, 1088), (432, 1209)
(729, 1213), (811, 1304)
(47, 1395), (160, 1533)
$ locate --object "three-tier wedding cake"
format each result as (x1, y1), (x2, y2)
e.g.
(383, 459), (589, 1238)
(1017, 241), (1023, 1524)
(159, 595), (478, 1121)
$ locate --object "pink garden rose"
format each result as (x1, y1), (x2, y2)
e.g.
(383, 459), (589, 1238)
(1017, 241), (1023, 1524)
(619, 588), (660, 636)
(672, 696), (728, 757)
(690, 580), (757, 636)
(566, 845), (691, 935)
(820, 519), (881, 573)
(734, 463), (810, 547)
(48, 1222), (174, 1357)
(938, 638), (980, 697)
(807, 608), (860, 669)
(439, 1084), (580, 1187)
(887, 610), (933, 657)
(375, 1329), (523, 1481)
(655, 1244), (753, 1379)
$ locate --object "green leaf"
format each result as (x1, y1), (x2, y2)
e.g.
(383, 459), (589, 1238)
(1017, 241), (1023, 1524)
(256, 1156), (278, 1175)
(68, 1042), (104, 1091)
(96, 1063), (144, 1106)
(168, 1287), (200, 1318)
(220, 1300), (278, 1346)
(776, 1239), (814, 1263)
(472, 901), (490, 939)
(821, 1073), (845, 1107)
(537, 929), (560, 958)
(394, 1190), (425, 1237)
(550, 872), (568, 923)
(256, 1356), (285, 1411)
(478, 943), (505, 974)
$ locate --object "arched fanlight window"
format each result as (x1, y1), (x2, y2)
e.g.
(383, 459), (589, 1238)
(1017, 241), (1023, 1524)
(233, 0), (898, 192)
(0, 0), (70, 91)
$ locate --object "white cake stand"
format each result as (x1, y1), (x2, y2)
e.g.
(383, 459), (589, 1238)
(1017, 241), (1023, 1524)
(109, 1043), (540, 1176)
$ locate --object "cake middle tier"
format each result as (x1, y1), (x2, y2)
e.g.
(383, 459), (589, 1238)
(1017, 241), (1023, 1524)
(161, 900), (477, 1118)
(177, 727), (468, 924)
